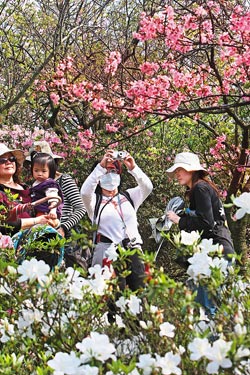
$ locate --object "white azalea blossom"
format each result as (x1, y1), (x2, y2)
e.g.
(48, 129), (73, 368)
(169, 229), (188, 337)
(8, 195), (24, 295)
(233, 192), (250, 219)
(235, 346), (250, 360)
(0, 280), (12, 295)
(7, 265), (17, 275)
(234, 323), (247, 336)
(187, 252), (213, 281)
(198, 238), (220, 254)
(76, 332), (116, 363)
(47, 351), (82, 375)
(115, 314), (126, 328)
(137, 353), (156, 375)
(127, 295), (142, 315)
(11, 353), (24, 366)
(105, 243), (118, 261)
(156, 351), (182, 375)
(139, 320), (153, 329)
(88, 264), (112, 280)
(0, 317), (15, 343)
(205, 339), (232, 374)
(210, 257), (229, 275)
(159, 322), (176, 338)
(75, 365), (99, 375)
(17, 258), (50, 285)
(180, 230), (200, 246)
(115, 296), (127, 312)
(188, 337), (211, 360)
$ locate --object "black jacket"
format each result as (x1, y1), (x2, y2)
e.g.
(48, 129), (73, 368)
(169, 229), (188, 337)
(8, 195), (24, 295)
(179, 181), (234, 257)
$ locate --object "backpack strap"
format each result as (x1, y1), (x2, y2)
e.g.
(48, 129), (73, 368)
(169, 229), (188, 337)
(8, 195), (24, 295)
(92, 191), (134, 245)
(94, 190), (134, 222)
(120, 191), (134, 208)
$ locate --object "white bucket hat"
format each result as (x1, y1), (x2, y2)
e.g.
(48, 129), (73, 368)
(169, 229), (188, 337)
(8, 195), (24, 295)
(26, 141), (64, 162)
(0, 143), (25, 165)
(166, 152), (208, 178)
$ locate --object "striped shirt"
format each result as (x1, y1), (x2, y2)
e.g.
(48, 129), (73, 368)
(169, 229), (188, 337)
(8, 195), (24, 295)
(56, 173), (86, 235)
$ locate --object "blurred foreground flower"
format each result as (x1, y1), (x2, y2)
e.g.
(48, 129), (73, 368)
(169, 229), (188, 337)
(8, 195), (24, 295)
(233, 192), (250, 219)
(0, 234), (14, 249)
(17, 258), (50, 285)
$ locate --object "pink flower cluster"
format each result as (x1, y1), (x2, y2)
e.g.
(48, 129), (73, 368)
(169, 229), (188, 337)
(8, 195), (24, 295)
(104, 51), (122, 76)
(0, 235), (14, 249)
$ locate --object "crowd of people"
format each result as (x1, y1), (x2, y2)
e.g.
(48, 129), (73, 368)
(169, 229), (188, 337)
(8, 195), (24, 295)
(0, 141), (235, 315)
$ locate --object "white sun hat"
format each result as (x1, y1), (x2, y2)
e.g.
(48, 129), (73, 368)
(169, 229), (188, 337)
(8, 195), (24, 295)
(0, 143), (25, 165)
(166, 152), (208, 178)
(26, 141), (64, 162)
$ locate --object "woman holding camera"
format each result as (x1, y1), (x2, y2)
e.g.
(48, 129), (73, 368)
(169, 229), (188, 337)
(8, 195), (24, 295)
(80, 149), (153, 291)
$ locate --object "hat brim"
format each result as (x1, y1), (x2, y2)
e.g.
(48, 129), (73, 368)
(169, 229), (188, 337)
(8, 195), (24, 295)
(166, 163), (208, 178)
(0, 149), (25, 165)
(25, 154), (63, 162)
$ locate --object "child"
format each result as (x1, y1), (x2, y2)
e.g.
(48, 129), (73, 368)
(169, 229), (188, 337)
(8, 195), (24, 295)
(29, 152), (63, 228)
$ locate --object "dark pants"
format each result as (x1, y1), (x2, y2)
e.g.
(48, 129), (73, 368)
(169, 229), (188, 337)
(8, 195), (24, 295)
(107, 249), (145, 323)
(115, 251), (145, 291)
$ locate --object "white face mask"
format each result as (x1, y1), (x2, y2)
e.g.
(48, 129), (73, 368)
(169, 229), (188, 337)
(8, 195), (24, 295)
(99, 172), (120, 191)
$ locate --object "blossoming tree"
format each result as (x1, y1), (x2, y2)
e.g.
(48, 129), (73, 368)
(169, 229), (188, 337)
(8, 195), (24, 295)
(36, 0), (249, 254)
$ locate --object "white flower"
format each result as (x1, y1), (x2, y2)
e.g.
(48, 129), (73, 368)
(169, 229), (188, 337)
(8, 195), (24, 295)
(180, 230), (200, 246)
(205, 339), (232, 374)
(11, 353), (24, 366)
(88, 264), (112, 280)
(0, 280), (12, 295)
(115, 296), (127, 312)
(199, 238), (220, 254)
(0, 317), (15, 343)
(233, 192), (250, 219)
(156, 351), (182, 375)
(210, 257), (229, 275)
(159, 322), (176, 338)
(127, 295), (142, 315)
(137, 354), (156, 375)
(187, 252), (213, 281)
(69, 281), (84, 300)
(188, 337), (211, 360)
(235, 346), (250, 360)
(85, 265), (113, 296)
(115, 314), (126, 328)
(76, 332), (116, 363)
(76, 365), (99, 375)
(47, 351), (82, 375)
(7, 265), (17, 275)
(17, 258), (50, 286)
(234, 323), (247, 336)
(139, 320), (153, 329)
(105, 243), (118, 261)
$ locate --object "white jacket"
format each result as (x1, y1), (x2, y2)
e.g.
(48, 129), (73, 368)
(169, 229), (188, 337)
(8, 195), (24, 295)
(80, 163), (153, 244)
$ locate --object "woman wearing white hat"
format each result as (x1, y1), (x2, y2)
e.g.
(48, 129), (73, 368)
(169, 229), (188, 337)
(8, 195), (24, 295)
(166, 151), (235, 316)
(0, 143), (50, 235)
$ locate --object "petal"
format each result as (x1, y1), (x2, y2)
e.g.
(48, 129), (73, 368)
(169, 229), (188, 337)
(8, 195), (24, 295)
(235, 208), (246, 220)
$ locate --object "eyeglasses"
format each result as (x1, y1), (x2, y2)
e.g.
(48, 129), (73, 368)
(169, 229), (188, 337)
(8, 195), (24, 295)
(0, 156), (17, 165)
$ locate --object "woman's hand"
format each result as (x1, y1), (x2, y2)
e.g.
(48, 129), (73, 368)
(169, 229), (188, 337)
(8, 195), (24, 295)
(35, 215), (51, 225)
(100, 150), (114, 168)
(123, 153), (136, 171)
(166, 211), (180, 224)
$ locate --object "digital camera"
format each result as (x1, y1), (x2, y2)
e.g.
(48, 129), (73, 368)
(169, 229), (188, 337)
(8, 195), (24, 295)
(113, 150), (128, 160)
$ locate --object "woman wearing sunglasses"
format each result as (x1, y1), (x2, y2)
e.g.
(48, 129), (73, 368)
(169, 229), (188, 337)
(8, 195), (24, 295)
(0, 143), (50, 235)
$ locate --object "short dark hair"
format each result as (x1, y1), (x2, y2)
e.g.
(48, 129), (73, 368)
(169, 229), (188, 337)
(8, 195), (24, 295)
(31, 152), (56, 179)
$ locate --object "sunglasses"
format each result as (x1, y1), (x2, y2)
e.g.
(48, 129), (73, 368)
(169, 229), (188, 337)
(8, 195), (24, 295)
(0, 156), (17, 165)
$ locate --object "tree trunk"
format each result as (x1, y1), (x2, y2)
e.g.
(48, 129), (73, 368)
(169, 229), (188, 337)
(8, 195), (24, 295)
(226, 207), (249, 272)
